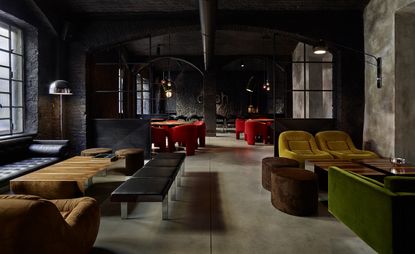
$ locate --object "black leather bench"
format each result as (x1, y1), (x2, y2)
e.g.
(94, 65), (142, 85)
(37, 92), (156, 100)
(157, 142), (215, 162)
(111, 153), (186, 220)
(0, 136), (69, 187)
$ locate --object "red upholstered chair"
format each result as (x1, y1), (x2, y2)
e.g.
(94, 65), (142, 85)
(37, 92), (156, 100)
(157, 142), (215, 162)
(244, 120), (269, 145)
(193, 120), (206, 147)
(151, 126), (168, 152)
(168, 124), (198, 155)
(235, 118), (246, 140)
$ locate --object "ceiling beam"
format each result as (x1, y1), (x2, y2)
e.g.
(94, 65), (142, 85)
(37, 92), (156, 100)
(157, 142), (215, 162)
(198, 0), (217, 71)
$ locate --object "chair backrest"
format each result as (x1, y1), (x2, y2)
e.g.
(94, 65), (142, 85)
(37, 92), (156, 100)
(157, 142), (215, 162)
(0, 195), (69, 253)
(279, 130), (321, 154)
(151, 126), (167, 143)
(193, 121), (206, 136)
(170, 124), (198, 144)
(315, 130), (356, 151)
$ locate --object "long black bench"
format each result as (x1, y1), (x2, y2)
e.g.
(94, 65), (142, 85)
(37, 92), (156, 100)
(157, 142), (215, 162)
(0, 136), (69, 188)
(111, 153), (186, 220)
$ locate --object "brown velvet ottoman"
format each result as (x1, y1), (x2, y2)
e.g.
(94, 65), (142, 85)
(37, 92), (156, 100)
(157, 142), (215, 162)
(262, 157), (299, 191)
(115, 148), (144, 175)
(271, 168), (318, 216)
(81, 147), (112, 156)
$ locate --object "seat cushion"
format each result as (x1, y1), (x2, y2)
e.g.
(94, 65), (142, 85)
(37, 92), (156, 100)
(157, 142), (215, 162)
(0, 157), (59, 186)
(289, 141), (311, 151)
(327, 141), (349, 151)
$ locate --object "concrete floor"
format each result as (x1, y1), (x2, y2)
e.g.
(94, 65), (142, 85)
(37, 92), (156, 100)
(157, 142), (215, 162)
(90, 133), (375, 254)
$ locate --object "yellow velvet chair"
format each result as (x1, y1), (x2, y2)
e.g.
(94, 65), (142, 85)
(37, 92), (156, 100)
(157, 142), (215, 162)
(279, 131), (333, 167)
(315, 130), (379, 160)
(0, 195), (100, 254)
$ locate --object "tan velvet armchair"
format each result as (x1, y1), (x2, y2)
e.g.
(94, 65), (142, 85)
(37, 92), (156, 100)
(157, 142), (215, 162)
(0, 195), (100, 254)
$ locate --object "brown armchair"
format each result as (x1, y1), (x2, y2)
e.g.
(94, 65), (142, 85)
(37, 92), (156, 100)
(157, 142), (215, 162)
(0, 195), (100, 254)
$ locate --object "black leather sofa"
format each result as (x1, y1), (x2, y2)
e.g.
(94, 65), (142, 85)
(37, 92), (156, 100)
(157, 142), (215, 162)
(0, 136), (69, 187)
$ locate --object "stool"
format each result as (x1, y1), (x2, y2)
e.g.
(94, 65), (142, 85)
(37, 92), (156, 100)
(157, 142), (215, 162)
(81, 147), (112, 156)
(262, 157), (299, 191)
(271, 168), (318, 216)
(115, 148), (144, 175)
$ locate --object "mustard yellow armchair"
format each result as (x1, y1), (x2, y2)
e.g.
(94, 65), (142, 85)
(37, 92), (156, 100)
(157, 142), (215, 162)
(279, 131), (333, 167)
(315, 130), (379, 160)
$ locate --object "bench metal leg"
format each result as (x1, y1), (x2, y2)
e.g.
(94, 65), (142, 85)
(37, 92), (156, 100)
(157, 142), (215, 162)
(181, 162), (185, 176)
(177, 173), (182, 186)
(121, 202), (128, 219)
(170, 181), (176, 201)
(162, 195), (168, 220)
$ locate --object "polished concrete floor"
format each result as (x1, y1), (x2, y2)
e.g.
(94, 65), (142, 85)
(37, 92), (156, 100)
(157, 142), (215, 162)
(90, 133), (375, 254)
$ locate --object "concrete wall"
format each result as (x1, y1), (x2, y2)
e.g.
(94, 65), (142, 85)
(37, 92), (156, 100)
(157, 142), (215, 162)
(364, 0), (415, 160)
(395, 9), (415, 161)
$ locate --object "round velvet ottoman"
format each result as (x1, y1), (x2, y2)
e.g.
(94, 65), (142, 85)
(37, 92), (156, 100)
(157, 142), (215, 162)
(115, 148), (144, 175)
(81, 147), (112, 156)
(262, 157), (299, 191)
(271, 168), (318, 216)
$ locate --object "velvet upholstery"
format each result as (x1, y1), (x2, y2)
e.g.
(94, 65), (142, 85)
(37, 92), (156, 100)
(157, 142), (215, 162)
(271, 168), (318, 216)
(244, 120), (268, 145)
(151, 126), (168, 152)
(168, 124), (198, 156)
(278, 131), (333, 167)
(261, 157), (299, 191)
(0, 195), (100, 254)
(328, 167), (415, 254)
(115, 148), (144, 175)
(235, 118), (246, 140)
(193, 120), (206, 147)
(315, 130), (378, 159)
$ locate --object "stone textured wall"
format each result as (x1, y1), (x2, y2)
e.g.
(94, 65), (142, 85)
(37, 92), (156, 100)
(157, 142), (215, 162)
(364, 0), (415, 158)
(395, 10), (415, 161)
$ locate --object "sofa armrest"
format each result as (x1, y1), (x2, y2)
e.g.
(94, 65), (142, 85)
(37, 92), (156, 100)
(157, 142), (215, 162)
(384, 176), (415, 193)
(29, 140), (69, 158)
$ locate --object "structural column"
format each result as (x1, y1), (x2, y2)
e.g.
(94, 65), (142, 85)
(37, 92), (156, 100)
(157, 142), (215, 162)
(203, 71), (216, 136)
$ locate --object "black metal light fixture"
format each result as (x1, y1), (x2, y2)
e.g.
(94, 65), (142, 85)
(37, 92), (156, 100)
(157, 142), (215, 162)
(313, 39), (382, 88)
(312, 40), (328, 55)
(49, 80), (72, 139)
(246, 76), (254, 92)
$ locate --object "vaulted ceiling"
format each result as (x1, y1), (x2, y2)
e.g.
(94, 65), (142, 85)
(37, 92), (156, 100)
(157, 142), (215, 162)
(34, 0), (369, 14)
(31, 0), (369, 70)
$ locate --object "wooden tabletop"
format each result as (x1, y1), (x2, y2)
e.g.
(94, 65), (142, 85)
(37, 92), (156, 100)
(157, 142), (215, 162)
(151, 120), (192, 127)
(355, 158), (415, 175)
(305, 159), (385, 177)
(11, 156), (113, 186)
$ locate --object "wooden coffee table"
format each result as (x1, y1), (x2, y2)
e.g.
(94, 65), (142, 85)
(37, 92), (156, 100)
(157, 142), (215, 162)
(355, 158), (415, 175)
(305, 159), (385, 190)
(10, 156), (114, 199)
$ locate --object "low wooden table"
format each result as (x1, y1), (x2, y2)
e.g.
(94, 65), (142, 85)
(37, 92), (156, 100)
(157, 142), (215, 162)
(10, 156), (113, 199)
(355, 158), (415, 175)
(305, 159), (385, 190)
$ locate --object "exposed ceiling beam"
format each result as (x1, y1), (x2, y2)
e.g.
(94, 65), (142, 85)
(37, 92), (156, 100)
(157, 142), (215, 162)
(27, 0), (59, 35)
(198, 0), (217, 71)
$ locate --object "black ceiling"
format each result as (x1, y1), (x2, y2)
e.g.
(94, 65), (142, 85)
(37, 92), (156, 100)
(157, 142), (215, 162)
(35, 0), (369, 14)
(30, 0), (368, 67)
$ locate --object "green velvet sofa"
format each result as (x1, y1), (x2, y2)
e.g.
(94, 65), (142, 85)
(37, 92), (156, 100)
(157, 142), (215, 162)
(328, 166), (415, 254)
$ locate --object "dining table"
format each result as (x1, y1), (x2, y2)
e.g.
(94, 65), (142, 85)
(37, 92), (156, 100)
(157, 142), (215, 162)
(151, 120), (193, 128)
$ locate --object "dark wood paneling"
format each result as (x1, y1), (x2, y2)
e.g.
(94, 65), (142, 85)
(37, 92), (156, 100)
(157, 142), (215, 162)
(92, 119), (151, 159)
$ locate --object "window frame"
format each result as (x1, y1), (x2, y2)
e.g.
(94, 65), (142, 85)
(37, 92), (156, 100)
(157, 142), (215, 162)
(0, 20), (24, 137)
(289, 43), (335, 119)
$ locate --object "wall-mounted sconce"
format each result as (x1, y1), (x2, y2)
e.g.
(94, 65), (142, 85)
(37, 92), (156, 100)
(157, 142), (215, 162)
(313, 39), (382, 88)
(246, 76), (254, 92)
